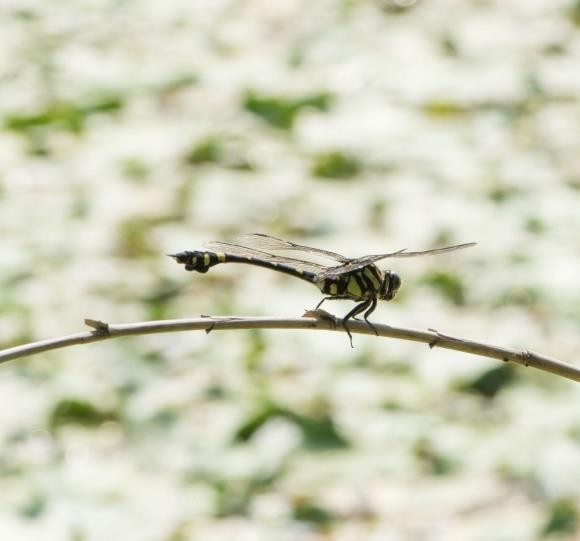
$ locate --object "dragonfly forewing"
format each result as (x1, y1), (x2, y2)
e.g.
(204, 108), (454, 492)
(237, 233), (350, 263)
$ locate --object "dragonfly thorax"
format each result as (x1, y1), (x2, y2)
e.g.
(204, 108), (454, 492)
(317, 264), (401, 302)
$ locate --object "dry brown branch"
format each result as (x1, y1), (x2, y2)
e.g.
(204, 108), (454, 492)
(0, 316), (578, 383)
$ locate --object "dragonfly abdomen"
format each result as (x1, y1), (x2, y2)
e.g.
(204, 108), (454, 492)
(170, 250), (319, 283)
(170, 250), (225, 273)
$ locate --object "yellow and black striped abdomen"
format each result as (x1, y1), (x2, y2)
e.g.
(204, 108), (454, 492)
(170, 250), (226, 273)
(320, 265), (384, 301)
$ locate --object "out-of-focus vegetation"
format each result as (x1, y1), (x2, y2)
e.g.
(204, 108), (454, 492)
(1, 0), (580, 539)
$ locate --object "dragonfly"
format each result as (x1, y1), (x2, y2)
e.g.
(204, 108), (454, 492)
(169, 233), (476, 346)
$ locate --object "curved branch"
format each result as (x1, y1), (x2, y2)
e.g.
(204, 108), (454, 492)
(0, 315), (578, 383)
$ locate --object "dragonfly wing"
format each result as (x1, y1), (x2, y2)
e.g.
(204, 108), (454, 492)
(237, 233), (350, 263)
(366, 242), (477, 263)
(203, 241), (328, 274)
(319, 242), (476, 276)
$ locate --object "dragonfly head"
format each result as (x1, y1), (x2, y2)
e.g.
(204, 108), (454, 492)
(380, 271), (401, 301)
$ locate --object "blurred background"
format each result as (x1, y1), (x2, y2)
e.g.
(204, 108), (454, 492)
(1, 0), (580, 539)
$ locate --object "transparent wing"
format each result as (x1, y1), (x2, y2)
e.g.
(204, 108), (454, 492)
(203, 241), (328, 274)
(320, 242), (477, 277)
(368, 242), (477, 262)
(236, 233), (349, 263)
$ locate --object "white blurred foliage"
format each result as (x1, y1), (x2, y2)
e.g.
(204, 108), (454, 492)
(1, 0), (580, 539)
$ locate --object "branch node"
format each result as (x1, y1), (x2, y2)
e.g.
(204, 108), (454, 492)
(302, 309), (337, 329)
(427, 328), (443, 349)
(427, 328), (462, 349)
(521, 350), (533, 367)
(84, 319), (110, 336)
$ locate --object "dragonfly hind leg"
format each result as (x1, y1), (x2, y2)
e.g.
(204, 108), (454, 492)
(362, 297), (379, 336)
(313, 296), (375, 347)
(349, 298), (378, 335)
(342, 299), (373, 348)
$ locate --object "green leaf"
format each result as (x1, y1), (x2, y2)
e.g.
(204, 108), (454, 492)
(243, 91), (332, 129)
(234, 405), (349, 450)
(455, 364), (517, 398)
(422, 101), (466, 117)
(4, 96), (124, 134)
(420, 270), (466, 306)
(487, 185), (518, 204)
(49, 399), (118, 431)
(184, 138), (221, 165)
(288, 411), (350, 451)
(293, 499), (335, 525)
(542, 498), (579, 536)
(570, 1), (580, 26)
(233, 404), (281, 443)
(19, 493), (46, 519)
(525, 215), (546, 235)
(311, 151), (360, 179)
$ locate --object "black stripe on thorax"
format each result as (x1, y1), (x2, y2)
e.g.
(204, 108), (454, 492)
(364, 265), (382, 291)
(337, 276), (348, 295)
(353, 272), (366, 297)
(359, 268), (375, 294)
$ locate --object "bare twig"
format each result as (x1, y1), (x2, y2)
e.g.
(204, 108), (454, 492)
(0, 316), (578, 383)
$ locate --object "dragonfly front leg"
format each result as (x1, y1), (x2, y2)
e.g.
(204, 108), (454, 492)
(315, 297), (332, 309)
(315, 295), (351, 309)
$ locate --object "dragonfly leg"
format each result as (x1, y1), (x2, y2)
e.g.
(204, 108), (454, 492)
(362, 297), (379, 336)
(342, 299), (372, 348)
(315, 295), (351, 309)
(315, 297), (333, 309)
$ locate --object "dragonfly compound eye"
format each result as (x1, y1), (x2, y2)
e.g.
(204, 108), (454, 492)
(381, 272), (401, 300)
